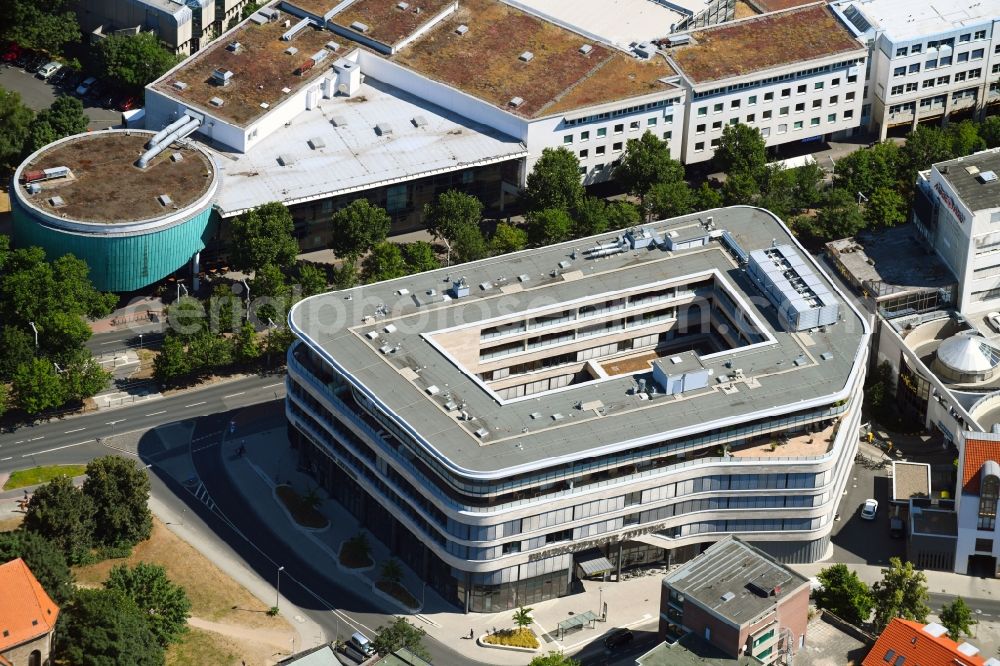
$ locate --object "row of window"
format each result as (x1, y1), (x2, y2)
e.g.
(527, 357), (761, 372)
(692, 114), (849, 151)
(696, 81), (848, 117)
(563, 116), (673, 144)
(889, 69), (983, 95)
(562, 97), (680, 127)
(691, 58), (863, 100)
(695, 95), (853, 135)
(893, 49), (985, 76)
(894, 31), (988, 58)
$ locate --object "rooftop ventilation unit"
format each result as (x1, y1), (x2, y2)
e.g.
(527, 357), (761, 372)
(282, 16), (314, 41)
(922, 623), (948, 638)
(509, 96), (524, 108)
(966, 165), (981, 175)
(519, 51), (534, 62)
(249, 12), (268, 24)
(211, 68), (233, 86)
(450, 278), (470, 298)
(259, 7), (280, 21)
(666, 34), (691, 47)
(455, 24), (468, 35)
(397, 1), (409, 8)
(308, 137), (325, 149)
(226, 41), (242, 52)
(48, 196), (65, 207)
(634, 42), (655, 59)
(209, 96), (225, 107)
(425, 385), (440, 395)
(579, 44), (593, 55)
(375, 123), (393, 136)
(474, 428), (489, 439)
(351, 21), (369, 33)
(157, 194), (173, 207)
(720, 591), (735, 603)
(518, 274), (530, 282)
(171, 80), (188, 91)
(979, 170), (998, 183)
(285, 46), (298, 55)
(331, 115), (348, 126)
(170, 152), (183, 162)
(412, 115), (428, 127)
(957, 643), (981, 657)
(277, 154), (295, 166)
(326, 40), (340, 51)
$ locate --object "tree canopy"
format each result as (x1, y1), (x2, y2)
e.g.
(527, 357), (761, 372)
(83, 456), (153, 549)
(23, 473), (95, 563)
(329, 200), (392, 259)
(371, 617), (429, 659)
(57, 588), (164, 666)
(872, 557), (930, 632)
(26, 95), (90, 154)
(490, 223), (528, 255)
(526, 208), (573, 246)
(815, 563), (874, 626)
(714, 123), (767, 178)
(615, 131), (684, 204)
(0, 529), (75, 603)
(524, 148), (583, 213)
(229, 202), (299, 273)
(362, 242), (409, 283)
(424, 190), (483, 241)
(0, 0), (80, 56)
(529, 653), (580, 666)
(938, 596), (976, 641)
(94, 32), (180, 91)
(0, 87), (34, 173)
(104, 563), (191, 647)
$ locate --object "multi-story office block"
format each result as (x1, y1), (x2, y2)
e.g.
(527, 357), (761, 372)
(663, 4), (867, 164)
(832, 0), (1000, 140)
(286, 206), (869, 612)
(77, 0), (217, 55)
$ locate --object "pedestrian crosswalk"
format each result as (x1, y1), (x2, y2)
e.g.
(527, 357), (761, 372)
(192, 481), (216, 511)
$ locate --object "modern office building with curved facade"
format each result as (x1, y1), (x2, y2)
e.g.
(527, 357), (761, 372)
(11, 129), (219, 293)
(286, 206), (870, 613)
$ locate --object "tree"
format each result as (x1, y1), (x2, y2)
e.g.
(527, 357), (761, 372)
(26, 95), (89, 153)
(229, 202), (299, 273)
(721, 170), (760, 206)
(12, 358), (65, 415)
(0, 326), (36, 382)
(380, 558), (404, 585)
(812, 187), (866, 241)
(0, 384), (8, 418)
(61, 351), (112, 403)
(249, 263), (290, 325)
(714, 123), (767, 179)
(693, 182), (723, 211)
(39, 310), (93, 363)
(187, 330), (234, 372)
(0, 529), (75, 603)
(833, 141), (901, 201)
(615, 131), (684, 204)
(295, 262), (328, 296)
(526, 208), (573, 246)
(815, 564), (874, 626)
(0, 248), (114, 328)
(569, 196), (608, 238)
(330, 260), (358, 290)
(0, 86), (33, 171)
(981, 115), (1000, 148)
(371, 617), (429, 660)
(864, 361), (897, 423)
(401, 241), (441, 274)
(490, 223), (528, 255)
(363, 243), (409, 283)
(23, 475), (95, 563)
(424, 191), (483, 242)
(104, 562), (191, 647)
(448, 221), (489, 264)
(529, 653), (580, 666)
(865, 187), (907, 228)
(938, 596), (976, 641)
(82, 456), (153, 548)
(233, 321), (261, 365)
(513, 606), (534, 629)
(154, 334), (189, 384)
(166, 296), (206, 341)
(790, 161), (825, 211)
(756, 164), (797, 220)
(646, 179), (694, 220)
(57, 588), (164, 666)
(948, 120), (986, 157)
(524, 148), (583, 213)
(899, 126), (954, 186)
(263, 325), (296, 364)
(94, 32), (179, 91)
(606, 200), (642, 230)
(0, 0), (80, 56)
(330, 200), (391, 260)
(872, 557), (931, 632)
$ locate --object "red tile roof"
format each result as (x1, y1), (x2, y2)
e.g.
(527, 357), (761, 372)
(0, 558), (59, 652)
(863, 619), (985, 666)
(962, 436), (1000, 494)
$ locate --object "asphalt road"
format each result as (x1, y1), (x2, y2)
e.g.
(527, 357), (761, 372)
(0, 63), (120, 128)
(830, 457), (906, 566)
(85, 324), (166, 355)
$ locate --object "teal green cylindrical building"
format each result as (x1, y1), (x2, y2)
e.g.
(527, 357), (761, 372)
(12, 130), (220, 293)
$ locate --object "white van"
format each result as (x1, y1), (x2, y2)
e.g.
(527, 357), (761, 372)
(348, 632), (375, 657)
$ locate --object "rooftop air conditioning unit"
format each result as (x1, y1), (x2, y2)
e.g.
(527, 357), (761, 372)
(351, 21), (369, 33)
(509, 96), (524, 107)
(211, 68), (233, 86)
(519, 51), (534, 62)
(579, 44), (593, 55)
(455, 24), (469, 35)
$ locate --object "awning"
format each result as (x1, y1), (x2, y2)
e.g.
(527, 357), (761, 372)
(557, 610), (600, 634)
(575, 549), (614, 576)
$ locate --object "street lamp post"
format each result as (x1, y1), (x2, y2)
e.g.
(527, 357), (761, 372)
(599, 586), (603, 619)
(138, 333), (143, 350)
(241, 279), (251, 322)
(29, 322), (38, 347)
(275, 565), (285, 610)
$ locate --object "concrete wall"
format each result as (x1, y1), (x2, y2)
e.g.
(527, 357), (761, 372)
(1, 631), (55, 666)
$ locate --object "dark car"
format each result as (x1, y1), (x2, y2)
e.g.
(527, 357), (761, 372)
(604, 628), (634, 649)
(26, 53), (47, 73)
(86, 80), (107, 100)
(48, 67), (68, 86)
(14, 50), (32, 68)
(61, 70), (83, 90)
(889, 516), (904, 539)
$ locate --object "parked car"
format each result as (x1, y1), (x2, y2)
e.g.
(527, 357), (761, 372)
(86, 80), (107, 101)
(347, 632), (374, 657)
(60, 70), (82, 90)
(14, 50), (32, 68)
(861, 498), (878, 521)
(49, 67), (69, 86)
(36, 61), (61, 80)
(75, 76), (97, 97)
(889, 516), (904, 539)
(1, 43), (21, 63)
(604, 628), (634, 649)
(26, 53), (47, 73)
(988, 312), (1000, 333)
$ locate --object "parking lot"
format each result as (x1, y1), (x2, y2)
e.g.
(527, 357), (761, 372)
(830, 454), (908, 565)
(0, 62), (121, 129)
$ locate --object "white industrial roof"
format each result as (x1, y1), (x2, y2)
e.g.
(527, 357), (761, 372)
(937, 334), (1000, 374)
(507, 0), (687, 48)
(213, 78), (527, 217)
(838, 0), (1000, 40)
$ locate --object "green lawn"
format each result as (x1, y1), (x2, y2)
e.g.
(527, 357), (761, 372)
(3, 465), (87, 491)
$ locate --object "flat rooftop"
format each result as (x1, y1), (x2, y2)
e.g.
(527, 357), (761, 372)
(827, 226), (956, 295)
(668, 4), (863, 84)
(391, 0), (677, 119)
(636, 634), (749, 665)
(840, 0), (1000, 40)
(151, 7), (342, 126)
(748, 0), (819, 12)
(934, 149), (1000, 212)
(892, 461), (931, 502)
(290, 207), (867, 477)
(329, 0), (455, 48)
(213, 77), (526, 216)
(504, 0), (687, 49)
(664, 537), (809, 626)
(15, 131), (215, 224)
(911, 505), (958, 538)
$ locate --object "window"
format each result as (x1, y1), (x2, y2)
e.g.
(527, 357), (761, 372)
(923, 78), (935, 88)
(712, 120), (722, 130)
(793, 120), (803, 130)
(909, 63), (920, 73)
(777, 123), (788, 134)
(731, 99), (741, 109)
(956, 71), (967, 81)
(796, 84), (807, 94)
(698, 106), (707, 116)
(713, 103), (723, 113)
(647, 117), (657, 126)
(846, 91), (856, 101)
(896, 46), (908, 56)
(831, 77), (840, 87)
(844, 109), (854, 119)
(940, 55), (952, 66)
(827, 113), (837, 122)
(812, 99), (822, 109)
(979, 475), (998, 531)
(578, 166), (586, 175)
(976, 538), (994, 552)
(829, 95), (838, 104)
(748, 95), (757, 105)
(596, 127), (607, 138)
(579, 149), (588, 158)
(502, 541), (521, 554)
(970, 68), (983, 79)
(563, 135), (573, 144)
(594, 163), (604, 172)
(762, 110), (772, 119)
(814, 81), (824, 90)
(906, 82), (918, 92)
(960, 33), (971, 43)
(911, 43), (922, 54)
(694, 141), (705, 152)
(795, 102), (805, 112)
(937, 75), (950, 85)
(781, 88), (791, 99)
(959, 51), (970, 63)
(975, 30), (987, 39)
(760, 127), (770, 137)
(894, 66), (906, 76)
(629, 120), (640, 130)
(710, 138), (720, 148)
(926, 59), (938, 69)
(779, 106), (789, 117)
(614, 123), (624, 134)
(746, 113), (755, 123)
(891, 85), (904, 95)
(729, 117), (739, 125)
(613, 141), (623, 151)
(973, 48), (985, 59)
(810, 117), (820, 127)
(595, 145), (605, 155)
(663, 130), (672, 140)
(696, 123), (706, 134)
(580, 130), (589, 141)
(994, 64), (1000, 74)
(764, 91), (774, 101)
(664, 115), (673, 123)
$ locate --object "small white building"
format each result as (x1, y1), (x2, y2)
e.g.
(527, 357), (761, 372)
(832, 0), (1000, 140)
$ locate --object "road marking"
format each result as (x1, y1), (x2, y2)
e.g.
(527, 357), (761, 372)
(264, 383), (284, 389)
(22, 441), (92, 457)
(106, 419), (127, 425)
(146, 410), (167, 416)
(99, 340), (122, 345)
(64, 428), (86, 434)
(223, 392), (245, 398)
(185, 401), (207, 408)
(0, 456), (11, 461)
(26, 437), (45, 442)
(14, 440), (24, 445)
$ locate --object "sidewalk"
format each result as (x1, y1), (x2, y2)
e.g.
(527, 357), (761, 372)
(226, 424), (666, 665)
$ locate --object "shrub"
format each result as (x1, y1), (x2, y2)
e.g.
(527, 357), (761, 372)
(484, 628), (539, 649)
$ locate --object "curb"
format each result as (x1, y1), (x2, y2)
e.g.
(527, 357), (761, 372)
(476, 635), (540, 654)
(270, 484), (331, 533)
